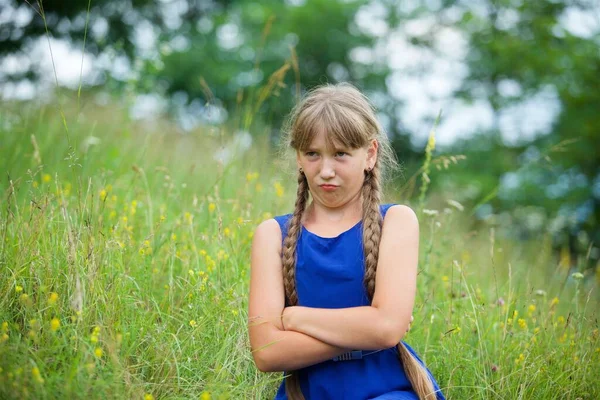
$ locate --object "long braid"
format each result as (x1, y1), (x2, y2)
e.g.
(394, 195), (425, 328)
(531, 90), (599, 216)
(281, 170), (309, 400)
(361, 160), (438, 400)
(361, 160), (383, 300)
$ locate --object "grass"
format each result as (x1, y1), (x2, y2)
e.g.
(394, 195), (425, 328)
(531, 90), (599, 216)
(0, 96), (598, 400)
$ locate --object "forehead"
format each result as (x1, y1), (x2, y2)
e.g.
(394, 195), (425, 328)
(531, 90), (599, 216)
(306, 127), (347, 151)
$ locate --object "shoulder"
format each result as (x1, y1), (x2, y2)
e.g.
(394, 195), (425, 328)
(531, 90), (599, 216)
(251, 219), (285, 261)
(382, 204), (419, 234)
(253, 218), (283, 243)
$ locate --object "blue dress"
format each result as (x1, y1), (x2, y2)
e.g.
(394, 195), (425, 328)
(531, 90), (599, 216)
(273, 203), (445, 400)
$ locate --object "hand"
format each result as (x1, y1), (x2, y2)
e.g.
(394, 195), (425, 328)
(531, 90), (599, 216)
(406, 315), (414, 333)
(281, 306), (298, 331)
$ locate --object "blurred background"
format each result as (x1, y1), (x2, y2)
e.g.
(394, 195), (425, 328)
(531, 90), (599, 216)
(1, 0), (599, 276)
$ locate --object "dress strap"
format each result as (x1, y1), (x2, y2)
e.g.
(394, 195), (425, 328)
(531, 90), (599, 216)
(380, 203), (396, 219)
(273, 213), (293, 243)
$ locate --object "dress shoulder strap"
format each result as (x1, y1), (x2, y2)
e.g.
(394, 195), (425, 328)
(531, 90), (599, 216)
(273, 213), (293, 242)
(380, 203), (397, 219)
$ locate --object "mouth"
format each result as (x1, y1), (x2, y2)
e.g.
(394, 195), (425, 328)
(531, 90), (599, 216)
(319, 184), (338, 191)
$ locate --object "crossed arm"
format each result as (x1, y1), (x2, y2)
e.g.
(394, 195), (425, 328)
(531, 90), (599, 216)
(248, 205), (419, 372)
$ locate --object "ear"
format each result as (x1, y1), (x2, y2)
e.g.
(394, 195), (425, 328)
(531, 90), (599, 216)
(367, 139), (378, 166)
(296, 151), (302, 170)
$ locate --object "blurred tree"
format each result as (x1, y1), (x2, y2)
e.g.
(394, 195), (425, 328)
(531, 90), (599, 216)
(441, 0), (599, 269)
(1, 0), (416, 158)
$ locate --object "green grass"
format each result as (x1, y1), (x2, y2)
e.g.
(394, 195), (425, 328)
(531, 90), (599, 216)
(0, 98), (598, 399)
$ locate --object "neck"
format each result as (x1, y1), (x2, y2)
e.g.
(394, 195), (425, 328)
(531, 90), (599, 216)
(305, 191), (364, 224)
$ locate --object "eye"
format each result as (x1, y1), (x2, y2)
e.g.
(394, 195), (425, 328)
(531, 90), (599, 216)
(335, 151), (347, 157)
(305, 151), (318, 157)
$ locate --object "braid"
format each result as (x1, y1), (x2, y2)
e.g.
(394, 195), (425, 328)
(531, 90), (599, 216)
(361, 160), (383, 300)
(361, 159), (437, 400)
(282, 170), (309, 400)
(282, 171), (309, 306)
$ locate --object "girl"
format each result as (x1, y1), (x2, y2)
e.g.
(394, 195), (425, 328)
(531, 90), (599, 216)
(248, 83), (445, 400)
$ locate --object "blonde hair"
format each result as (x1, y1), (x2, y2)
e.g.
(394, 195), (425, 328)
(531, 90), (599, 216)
(278, 83), (437, 400)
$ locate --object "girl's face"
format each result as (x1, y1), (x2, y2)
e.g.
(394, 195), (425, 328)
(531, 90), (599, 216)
(296, 128), (378, 209)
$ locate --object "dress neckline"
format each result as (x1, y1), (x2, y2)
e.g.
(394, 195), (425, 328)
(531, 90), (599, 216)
(301, 220), (362, 240)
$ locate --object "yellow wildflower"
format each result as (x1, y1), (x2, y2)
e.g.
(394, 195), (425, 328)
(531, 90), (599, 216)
(442, 276), (449, 282)
(0, 333), (8, 342)
(48, 292), (59, 305)
(528, 304), (536, 313)
(518, 319), (527, 329)
(515, 353), (525, 365)
(99, 189), (107, 201)
(32, 367), (44, 384)
(255, 183), (263, 192)
(217, 249), (228, 261)
(224, 227), (231, 237)
(15, 285), (23, 293)
(144, 395), (155, 400)
(274, 182), (285, 197)
(189, 320), (197, 328)
(550, 297), (559, 307)
(171, 233), (177, 241)
(1, 321), (7, 332)
(50, 318), (60, 331)
(208, 203), (216, 213)
(559, 333), (567, 343)
(200, 391), (211, 400)
(199, 249), (207, 257)
(94, 347), (103, 358)
(42, 173), (51, 183)
(246, 172), (259, 182)
(160, 214), (166, 222)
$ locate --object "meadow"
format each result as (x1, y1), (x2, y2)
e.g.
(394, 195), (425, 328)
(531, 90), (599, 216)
(0, 96), (598, 399)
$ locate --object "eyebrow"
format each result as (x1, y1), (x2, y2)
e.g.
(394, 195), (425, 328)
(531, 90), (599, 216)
(305, 146), (350, 152)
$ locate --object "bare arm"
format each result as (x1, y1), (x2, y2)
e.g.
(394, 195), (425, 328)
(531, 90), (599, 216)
(248, 219), (351, 372)
(282, 205), (418, 349)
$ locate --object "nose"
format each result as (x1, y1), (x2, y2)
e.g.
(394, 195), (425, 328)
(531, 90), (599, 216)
(319, 158), (336, 179)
